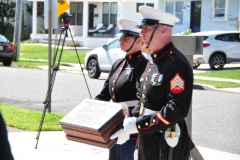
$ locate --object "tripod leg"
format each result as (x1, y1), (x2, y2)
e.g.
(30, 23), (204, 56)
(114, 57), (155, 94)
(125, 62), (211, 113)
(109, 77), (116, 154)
(35, 28), (67, 149)
(35, 105), (48, 149)
(68, 28), (92, 99)
(53, 27), (65, 65)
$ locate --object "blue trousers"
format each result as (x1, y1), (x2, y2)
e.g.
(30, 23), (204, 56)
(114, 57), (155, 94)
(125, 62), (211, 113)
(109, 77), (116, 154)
(109, 139), (136, 160)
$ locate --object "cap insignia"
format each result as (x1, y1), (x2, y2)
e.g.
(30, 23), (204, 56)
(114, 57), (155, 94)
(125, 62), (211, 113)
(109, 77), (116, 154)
(158, 20), (161, 24)
(154, 54), (157, 58)
(129, 55), (132, 59)
(139, 8), (142, 13)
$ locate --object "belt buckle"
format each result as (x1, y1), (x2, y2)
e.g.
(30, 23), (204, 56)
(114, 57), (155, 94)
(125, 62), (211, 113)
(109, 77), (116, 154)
(140, 106), (145, 116)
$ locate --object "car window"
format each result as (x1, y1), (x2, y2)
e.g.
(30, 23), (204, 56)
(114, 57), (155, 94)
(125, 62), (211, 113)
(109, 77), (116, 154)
(108, 39), (120, 49)
(226, 34), (236, 42)
(232, 33), (240, 42)
(203, 36), (208, 40)
(215, 34), (226, 41)
(215, 33), (240, 42)
(0, 35), (9, 42)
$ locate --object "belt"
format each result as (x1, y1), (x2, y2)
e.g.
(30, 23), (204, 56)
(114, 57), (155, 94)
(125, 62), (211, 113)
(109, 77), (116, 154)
(140, 106), (157, 116)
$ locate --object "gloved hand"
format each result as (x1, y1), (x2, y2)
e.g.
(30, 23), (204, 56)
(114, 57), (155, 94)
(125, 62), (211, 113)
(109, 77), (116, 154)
(110, 129), (130, 144)
(134, 149), (138, 160)
(123, 117), (138, 134)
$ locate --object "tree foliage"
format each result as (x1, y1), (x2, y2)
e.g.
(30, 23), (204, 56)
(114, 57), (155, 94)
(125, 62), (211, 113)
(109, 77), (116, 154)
(0, 0), (15, 40)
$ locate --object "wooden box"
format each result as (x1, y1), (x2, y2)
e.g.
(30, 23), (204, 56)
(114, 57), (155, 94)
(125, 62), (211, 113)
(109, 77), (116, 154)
(59, 99), (124, 148)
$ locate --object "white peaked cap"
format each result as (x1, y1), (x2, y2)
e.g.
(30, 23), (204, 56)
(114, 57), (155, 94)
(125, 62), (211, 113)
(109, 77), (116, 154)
(136, 6), (180, 28)
(117, 18), (141, 37)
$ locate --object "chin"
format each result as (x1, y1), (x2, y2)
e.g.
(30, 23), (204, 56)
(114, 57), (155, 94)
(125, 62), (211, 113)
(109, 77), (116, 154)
(142, 43), (148, 47)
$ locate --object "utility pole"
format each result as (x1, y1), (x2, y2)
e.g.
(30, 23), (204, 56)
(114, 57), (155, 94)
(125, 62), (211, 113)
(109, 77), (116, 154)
(13, 0), (23, 62)
(48, 0), (52, 112)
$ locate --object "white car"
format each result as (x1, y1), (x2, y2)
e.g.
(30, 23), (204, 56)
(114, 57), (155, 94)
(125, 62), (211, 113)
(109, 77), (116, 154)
(191, 31), (240, 70)
(84, 37), (125, 79)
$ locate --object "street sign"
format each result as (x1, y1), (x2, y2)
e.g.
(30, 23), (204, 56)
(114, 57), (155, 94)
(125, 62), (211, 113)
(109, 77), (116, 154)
(58, 0), (70, 17)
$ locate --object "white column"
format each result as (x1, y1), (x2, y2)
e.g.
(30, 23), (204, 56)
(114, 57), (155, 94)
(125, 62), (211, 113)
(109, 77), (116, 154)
(83, 0), (89, 37)
(32, 1), (37, 34)
(239, 0), (240, 31)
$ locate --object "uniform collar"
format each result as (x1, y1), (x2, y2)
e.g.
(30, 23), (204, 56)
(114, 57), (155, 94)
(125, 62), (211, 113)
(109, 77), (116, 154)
(150, 42), (175, 61)
(125, 50), (142, 61)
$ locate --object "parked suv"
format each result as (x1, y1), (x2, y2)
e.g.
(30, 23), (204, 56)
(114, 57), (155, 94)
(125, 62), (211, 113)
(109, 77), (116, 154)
(191, 31), (240, 70)
(84, 37), (125, 79)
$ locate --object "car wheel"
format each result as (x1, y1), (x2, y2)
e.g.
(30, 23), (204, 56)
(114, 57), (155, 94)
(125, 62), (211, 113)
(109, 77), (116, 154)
(87, 59), (101, 79)
(3, 60), (12, 66)
(209, 53), (225, 70)
(193, 63), (200, 69)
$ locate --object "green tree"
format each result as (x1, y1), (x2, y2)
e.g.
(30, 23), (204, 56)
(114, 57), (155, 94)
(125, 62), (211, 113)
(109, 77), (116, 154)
(0, 0), (15, 40)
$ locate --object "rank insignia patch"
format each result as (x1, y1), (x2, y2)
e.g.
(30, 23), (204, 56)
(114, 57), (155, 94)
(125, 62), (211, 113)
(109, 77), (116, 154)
(170, 73), (185, 94)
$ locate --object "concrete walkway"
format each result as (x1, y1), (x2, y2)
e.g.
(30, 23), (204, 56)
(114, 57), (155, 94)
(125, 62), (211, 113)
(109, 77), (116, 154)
(7, 130), (240, 160)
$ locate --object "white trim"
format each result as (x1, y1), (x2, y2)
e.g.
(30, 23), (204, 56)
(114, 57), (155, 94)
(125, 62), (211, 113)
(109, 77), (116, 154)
(212, 0), (228, 21)
(83, 0), (88, 37)
(32, 1), (37, 34)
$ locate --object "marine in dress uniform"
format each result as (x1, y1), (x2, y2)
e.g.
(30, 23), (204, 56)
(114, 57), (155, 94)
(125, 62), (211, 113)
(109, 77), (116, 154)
(94, 19), (148, 160)
(123, 6), (195, 160)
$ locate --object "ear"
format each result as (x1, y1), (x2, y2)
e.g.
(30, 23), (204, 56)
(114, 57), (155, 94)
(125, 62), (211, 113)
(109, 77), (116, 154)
(161, 26), (168, 33)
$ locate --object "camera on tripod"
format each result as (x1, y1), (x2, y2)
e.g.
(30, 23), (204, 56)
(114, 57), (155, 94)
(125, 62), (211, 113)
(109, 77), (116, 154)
(60, 12), (73, 25)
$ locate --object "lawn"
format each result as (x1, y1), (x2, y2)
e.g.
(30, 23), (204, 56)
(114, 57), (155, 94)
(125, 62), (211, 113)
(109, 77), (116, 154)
(194, 79), (240, 88)
(194, 69), (240, 80)
(16, 44), (86, 63)
(0, 103), (63, 131)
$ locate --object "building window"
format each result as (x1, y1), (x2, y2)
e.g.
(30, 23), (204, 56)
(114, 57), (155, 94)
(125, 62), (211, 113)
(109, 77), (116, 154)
(70, 2), (83, 25)
(103, 2), (117, 26)
(103, 2), (109, 26)
(212, 0), (228, 21)
(165, 1), (183, 25)
(110, 2), (117, 26)
(136, 3), (154, 12)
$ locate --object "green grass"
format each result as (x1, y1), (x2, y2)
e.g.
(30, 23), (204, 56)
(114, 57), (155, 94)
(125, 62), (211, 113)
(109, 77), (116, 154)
(194, 79), (240, 88)
(194, 69), (240, 80)
(0, 103), (64, 131)
(20, 45), (86, 64)
(12, 60), (73, 69)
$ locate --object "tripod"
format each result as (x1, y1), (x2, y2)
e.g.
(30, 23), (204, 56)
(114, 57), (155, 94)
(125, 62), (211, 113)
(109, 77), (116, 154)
(35, 19), (92, 149)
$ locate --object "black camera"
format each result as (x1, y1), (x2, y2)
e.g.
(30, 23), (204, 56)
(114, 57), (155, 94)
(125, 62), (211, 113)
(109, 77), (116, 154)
(60, 12), (73, 24)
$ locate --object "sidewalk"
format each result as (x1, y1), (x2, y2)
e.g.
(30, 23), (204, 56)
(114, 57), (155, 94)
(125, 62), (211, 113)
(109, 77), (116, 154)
(8, 130), (240, 160)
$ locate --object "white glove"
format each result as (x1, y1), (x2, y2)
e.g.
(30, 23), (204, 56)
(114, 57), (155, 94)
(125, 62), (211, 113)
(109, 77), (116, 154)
(110, 129), (130, 144)
(123, 117), (138, 134)
(134, 149), (138, 160)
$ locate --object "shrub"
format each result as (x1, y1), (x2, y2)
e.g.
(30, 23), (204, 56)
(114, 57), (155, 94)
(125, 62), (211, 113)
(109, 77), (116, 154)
(40, 26), (48, 34)
(2, 22), (14, 41)
(21, 26), (31, 41)
(65, 41), (81, 47)
(186, 29), (193, 35)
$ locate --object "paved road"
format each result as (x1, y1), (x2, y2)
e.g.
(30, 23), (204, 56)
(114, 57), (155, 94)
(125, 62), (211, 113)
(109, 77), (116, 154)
(1, 65), (240, 156)
(0, 66), (105, 114)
